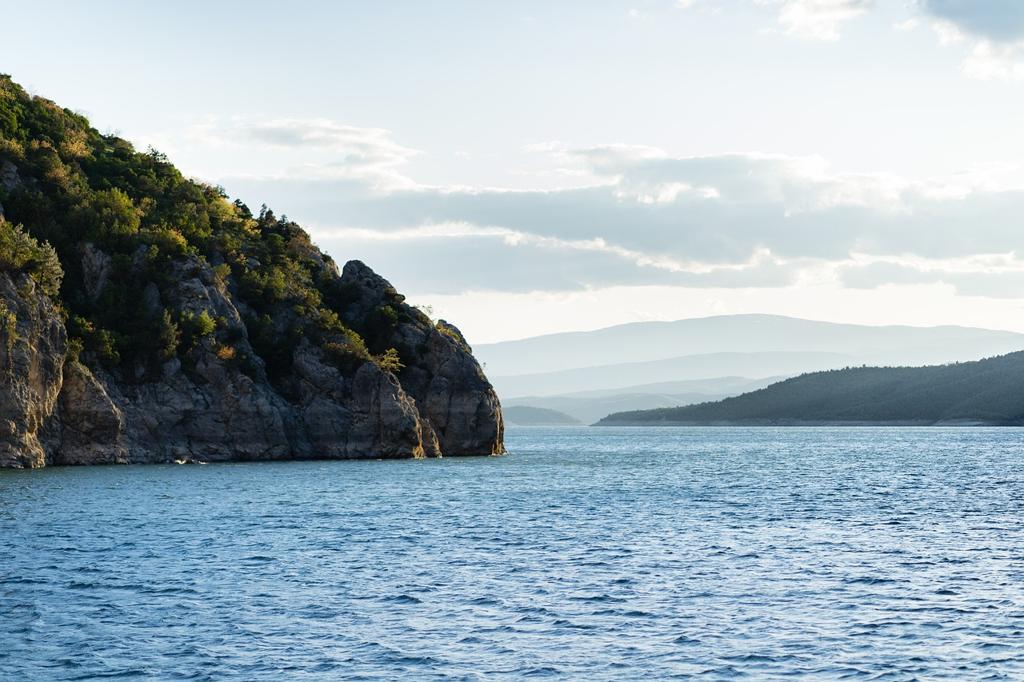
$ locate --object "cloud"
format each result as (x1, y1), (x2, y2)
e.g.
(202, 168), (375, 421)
(677, 0), (870, 40)
(960, 42), (1024, 80)
(672, 1), (1024, 78)
(219, 142), (1024, 298)
(919, 0), (1024, 79)
(313, 226), (797, 294)
(186, 118), (419, 189)
(840, 256), (1024, 299)
(755, 0), (873, 40)
(920, 1), (1024, 43)
(237, 120), (417, 161)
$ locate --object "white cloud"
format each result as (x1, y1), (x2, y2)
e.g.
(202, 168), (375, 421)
(960, 40), (1024, 80)
(186, 118), (419, 189)
(893, 18), (919, 32)
(676, 0), (870, 39)
(674, 0), (725, 14)
(755, 0), (872, 41)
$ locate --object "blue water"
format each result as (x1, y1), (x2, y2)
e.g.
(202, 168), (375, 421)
(3, 426), (1024, 680)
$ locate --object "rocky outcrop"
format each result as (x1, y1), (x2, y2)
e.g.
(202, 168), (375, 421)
(0, 273), (67, 468)
(338, 261), (505, 456)
(0, 160), (18, 192)
(0, 160), (21, 221)
(0, 252), (503, 468)
(94, 336), (434, 464)
(79, 242), (113, 303)
(43, 361), (127, 465)
(288, 339), (433, 459)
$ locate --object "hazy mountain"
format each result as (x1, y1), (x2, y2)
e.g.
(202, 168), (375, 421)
(555, 376), (785, 398)
(503, 406), (581, 426)
(492, 351), (863, 398)
(597, 352), (1024, 426)
(504, 376), (781, 424)
(476, 315), (1024, 377)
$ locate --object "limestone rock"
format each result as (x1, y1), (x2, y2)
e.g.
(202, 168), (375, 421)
(0, 254), (503, 467)
(79, 242), (113, 303)
(44, 362), (127, 465)
(0, 160), (20, 221)
(339, 260), (505, 456)
(290, 339), (429, 459)
(0, 274), (66, 468)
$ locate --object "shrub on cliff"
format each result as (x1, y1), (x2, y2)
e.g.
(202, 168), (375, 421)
(376, 348), (404, 373)
(0, 74), (375, 382)
(0, 221), (62, 296)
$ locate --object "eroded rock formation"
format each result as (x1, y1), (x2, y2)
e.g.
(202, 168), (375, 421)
(0, 255), (503, 468)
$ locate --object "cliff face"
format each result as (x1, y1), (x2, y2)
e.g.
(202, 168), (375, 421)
(0, 273), (66, 468)
(0, 248), (502, 468)
(339, 261), (504, 456)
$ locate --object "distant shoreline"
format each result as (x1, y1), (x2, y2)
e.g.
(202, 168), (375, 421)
(594, 419), (1012, 427)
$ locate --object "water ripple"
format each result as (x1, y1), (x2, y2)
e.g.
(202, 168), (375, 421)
(2, 426), (1024, 679)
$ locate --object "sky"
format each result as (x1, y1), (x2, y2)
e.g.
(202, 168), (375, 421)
(4, 0), (1024, 343)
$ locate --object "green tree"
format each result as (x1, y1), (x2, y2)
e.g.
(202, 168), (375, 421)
(0, 221), (63, 296)
(376, 347), (404, 373)
(78, 188), (140, 240)
(156, 310), (180, 361)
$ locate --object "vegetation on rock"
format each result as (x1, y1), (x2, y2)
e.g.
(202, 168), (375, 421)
(0, 74), (373, 385)
(0, 221), (62, 297)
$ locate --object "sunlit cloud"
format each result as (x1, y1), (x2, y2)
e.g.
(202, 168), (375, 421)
(755, 0), (873, 41)
(185, 118), (420, 190)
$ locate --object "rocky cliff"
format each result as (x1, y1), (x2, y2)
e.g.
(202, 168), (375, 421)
(0, 272), (66, 468)
(0, 75), (503, 468)
(0, 245), (503, 468)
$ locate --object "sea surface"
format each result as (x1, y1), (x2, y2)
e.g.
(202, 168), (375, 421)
(3, 426), (1024, 680)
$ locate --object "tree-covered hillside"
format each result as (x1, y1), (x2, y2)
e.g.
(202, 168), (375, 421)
(597, 352), (1024, 425)
(0, 74), (410, 384)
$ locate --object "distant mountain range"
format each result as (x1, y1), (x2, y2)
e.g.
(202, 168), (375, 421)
(597, 351), (1024, 426)
(476, 314), (1024, 379)
(503, 406), (580, 426)
(503, 376), (781, 425)
(492, 351), (851, 398)
(480, 315), (1024, 424)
